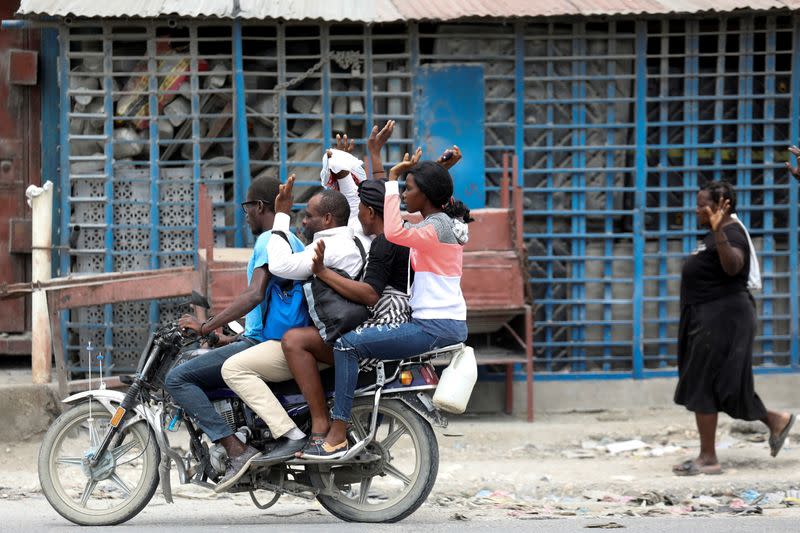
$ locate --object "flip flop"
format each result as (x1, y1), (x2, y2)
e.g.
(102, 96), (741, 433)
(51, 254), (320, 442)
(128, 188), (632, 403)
(672, 459), (722, 476)
(769, 413), (795, 458)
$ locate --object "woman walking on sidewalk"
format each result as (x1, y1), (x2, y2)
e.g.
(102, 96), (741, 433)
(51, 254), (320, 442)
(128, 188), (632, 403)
(673, 181), (794, 476)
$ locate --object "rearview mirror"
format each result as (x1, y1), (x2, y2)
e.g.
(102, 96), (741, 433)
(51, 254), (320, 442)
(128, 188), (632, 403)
(190, 291), (211, 309)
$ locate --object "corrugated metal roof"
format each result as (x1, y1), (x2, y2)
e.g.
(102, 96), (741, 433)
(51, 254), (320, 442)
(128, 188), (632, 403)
(16, 0), (800, 20)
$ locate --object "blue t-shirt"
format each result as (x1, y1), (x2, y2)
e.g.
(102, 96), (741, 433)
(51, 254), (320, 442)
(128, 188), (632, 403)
(244, 230), (305, 342)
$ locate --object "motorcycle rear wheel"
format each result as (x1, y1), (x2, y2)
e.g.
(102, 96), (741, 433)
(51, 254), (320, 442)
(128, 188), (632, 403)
(38, 401), (160, 526)
(309, 398), (438, 523)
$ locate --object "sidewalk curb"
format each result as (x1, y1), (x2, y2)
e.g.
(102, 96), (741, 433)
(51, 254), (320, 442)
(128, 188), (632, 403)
(0, 384), (62, 442)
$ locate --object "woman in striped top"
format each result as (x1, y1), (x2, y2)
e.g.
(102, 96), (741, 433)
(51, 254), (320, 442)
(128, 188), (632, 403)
(301, 148), (472, 459)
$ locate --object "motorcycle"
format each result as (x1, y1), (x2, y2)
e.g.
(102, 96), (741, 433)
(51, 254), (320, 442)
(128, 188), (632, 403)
(37, 298), (458, 525)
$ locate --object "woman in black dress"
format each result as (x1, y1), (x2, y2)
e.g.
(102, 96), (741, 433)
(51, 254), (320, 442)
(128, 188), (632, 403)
(673, 181), (795, 475)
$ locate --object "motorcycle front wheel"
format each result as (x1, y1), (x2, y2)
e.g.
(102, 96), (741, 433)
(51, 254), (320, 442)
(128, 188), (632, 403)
(308, 398), (439, 523)
(38, 400), (160, 526)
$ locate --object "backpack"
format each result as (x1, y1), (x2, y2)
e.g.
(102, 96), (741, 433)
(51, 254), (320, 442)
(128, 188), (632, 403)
(303, 237), (369, 344)
(261, 231), (310, 341)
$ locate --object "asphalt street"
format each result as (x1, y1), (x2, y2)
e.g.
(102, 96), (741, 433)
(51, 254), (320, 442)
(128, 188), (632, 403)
(1, 497), (798, 533)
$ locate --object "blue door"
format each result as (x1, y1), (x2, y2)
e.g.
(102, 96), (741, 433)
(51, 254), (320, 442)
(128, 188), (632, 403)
(414, 64), (486, 209)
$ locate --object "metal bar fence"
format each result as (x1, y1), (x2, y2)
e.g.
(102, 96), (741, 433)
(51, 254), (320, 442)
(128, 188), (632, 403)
(53, 13), (800, 378)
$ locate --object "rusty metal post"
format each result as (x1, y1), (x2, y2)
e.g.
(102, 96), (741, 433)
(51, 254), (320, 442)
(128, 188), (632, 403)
(512, 155), (524, 254)
(29, 181), (53, 384)
(525, 305), (534, 422)
(198, 184), (214, 264)
(501, 153), (510, 208)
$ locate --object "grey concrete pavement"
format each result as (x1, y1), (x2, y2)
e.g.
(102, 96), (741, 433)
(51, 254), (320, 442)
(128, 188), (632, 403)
(0, 496), (798, 532)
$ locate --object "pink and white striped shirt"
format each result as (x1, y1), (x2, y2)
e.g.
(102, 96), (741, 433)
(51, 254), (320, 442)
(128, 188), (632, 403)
(383, 181), (468, 321)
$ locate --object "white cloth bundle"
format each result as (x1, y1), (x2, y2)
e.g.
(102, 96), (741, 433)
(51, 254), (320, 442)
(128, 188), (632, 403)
(730, 214), (761, 291)
(320, 149), (366, 189)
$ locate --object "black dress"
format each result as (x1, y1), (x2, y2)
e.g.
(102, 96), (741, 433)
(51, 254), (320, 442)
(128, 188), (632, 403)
(673, 222), (767, 421)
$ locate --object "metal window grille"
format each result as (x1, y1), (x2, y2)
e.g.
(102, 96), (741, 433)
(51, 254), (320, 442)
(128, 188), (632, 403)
(58, 22), (242, 373)
(642, 15), (795, 373)
(523, 20), (638, 374)
(54, 13), (800, 378)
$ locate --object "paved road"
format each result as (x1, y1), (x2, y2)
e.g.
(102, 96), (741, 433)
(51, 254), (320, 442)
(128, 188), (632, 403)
(1, 497), (798, 533)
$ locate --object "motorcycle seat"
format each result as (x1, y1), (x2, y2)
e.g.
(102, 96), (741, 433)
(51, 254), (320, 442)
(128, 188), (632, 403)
(202, 346), (464, 401)
(204, 361), (404, 401)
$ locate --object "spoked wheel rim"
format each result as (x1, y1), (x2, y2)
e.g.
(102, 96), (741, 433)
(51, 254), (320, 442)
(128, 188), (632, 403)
(45, 404), (155, 518)
(314, 401), (426, 512)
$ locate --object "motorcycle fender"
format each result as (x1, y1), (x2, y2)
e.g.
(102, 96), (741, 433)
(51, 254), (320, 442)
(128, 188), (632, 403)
(62, 390), (152, 431)
(388, 391), (448, 429)
(62, 390), (181, 503)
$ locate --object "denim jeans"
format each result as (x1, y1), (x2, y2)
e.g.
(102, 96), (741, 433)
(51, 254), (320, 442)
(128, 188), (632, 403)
(164, 337), (257, 442)
(330, 319), (466, 422)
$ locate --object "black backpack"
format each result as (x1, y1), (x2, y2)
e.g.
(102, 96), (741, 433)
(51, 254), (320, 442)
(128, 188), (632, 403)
(303, 237), (369, 344)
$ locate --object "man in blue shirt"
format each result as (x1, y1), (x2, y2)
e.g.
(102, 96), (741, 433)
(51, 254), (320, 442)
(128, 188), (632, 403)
(165, 176), (304, 484)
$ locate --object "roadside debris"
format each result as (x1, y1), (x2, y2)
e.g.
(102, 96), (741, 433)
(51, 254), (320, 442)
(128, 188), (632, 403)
(454, 486), (800, 520)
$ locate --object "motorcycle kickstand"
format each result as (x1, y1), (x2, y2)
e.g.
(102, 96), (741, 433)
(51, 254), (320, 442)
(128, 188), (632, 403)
(159, 453), (174, 504)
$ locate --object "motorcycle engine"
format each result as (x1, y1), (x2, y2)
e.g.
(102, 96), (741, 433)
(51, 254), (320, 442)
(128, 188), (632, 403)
(211, 398), (248, 433)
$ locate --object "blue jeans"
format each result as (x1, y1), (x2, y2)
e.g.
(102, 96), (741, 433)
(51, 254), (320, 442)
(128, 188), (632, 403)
(164, 337), (257, 442)
(331, 319), (467, 422)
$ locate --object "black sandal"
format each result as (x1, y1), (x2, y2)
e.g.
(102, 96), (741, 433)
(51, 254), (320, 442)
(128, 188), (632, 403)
(769, 414), (796, 458)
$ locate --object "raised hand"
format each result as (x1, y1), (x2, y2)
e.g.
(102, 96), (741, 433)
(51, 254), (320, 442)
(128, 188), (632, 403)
(388, 147), (422, 181)
(437, 145), (462, 170)
(705, 197), (731, 232)
(367, 120), (395, 155)
(333, 133), (355, 154)
(311, 240), (327, 275)
(786, 146), (800, 181)
(275, 174), (295, 215)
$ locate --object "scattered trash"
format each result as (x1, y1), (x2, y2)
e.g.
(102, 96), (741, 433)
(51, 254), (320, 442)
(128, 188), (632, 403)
(740, 489), (761, 504)
(585, 522), (625, 529)
(691, 495), (720, 507)
(606, 440), (648, 455)
(563, 450), (597, 459)
(645, 446), (682, 457)
(729, 420), (768, 435)
(609, 475), (635, 482)
(728, 498), (747, 509)
(451, 512), (469, 521)
(726, 505), (763, 515)
(582, 491), (633, 504)
(633, 491), (675, 506)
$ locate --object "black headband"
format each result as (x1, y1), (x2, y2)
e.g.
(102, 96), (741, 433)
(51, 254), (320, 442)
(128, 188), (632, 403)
(358, 180), (385, 215)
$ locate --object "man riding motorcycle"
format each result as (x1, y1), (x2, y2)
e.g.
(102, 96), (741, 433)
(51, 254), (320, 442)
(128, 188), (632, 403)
(165, 175), (305, 488)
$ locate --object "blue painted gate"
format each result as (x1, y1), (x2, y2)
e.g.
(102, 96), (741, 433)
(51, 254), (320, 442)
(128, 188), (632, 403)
(414, 64), (486, 209)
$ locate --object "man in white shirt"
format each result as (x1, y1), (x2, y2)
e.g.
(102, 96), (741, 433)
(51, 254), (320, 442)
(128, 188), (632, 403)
(218, 175), (366, 488)
(268, 177), (364, 280)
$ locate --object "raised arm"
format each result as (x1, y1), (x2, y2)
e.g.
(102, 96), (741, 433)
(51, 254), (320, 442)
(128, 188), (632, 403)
(367, 120), (395, 179)
(383, 148), (439, 249)
(325, 137), (362, 228)
(266, 175), (315, 280)
(706, 198), (745, 276)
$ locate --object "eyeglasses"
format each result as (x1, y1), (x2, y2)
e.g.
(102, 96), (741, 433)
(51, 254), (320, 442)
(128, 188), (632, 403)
(240, 200), (270, 214)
